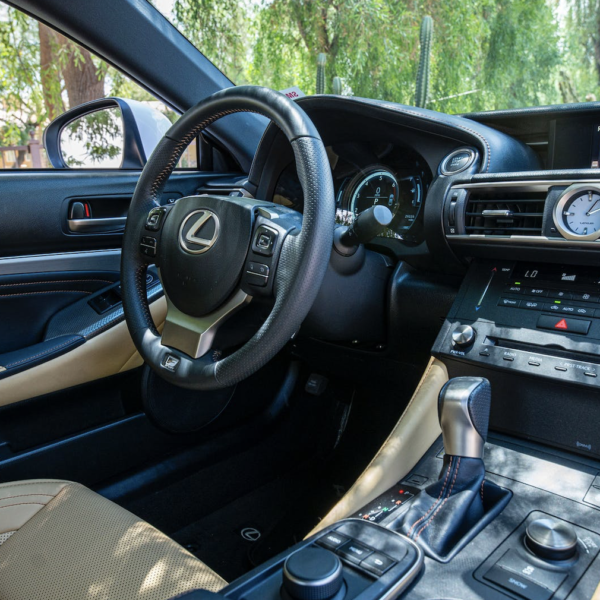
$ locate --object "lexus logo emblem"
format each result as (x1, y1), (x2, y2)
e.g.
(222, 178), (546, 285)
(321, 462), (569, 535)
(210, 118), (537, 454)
(240, 527), (261, 542)
(179, 209), (220, 254)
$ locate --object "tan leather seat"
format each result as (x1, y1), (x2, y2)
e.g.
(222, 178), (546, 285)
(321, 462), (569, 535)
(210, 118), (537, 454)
(0, 479), (226, 600)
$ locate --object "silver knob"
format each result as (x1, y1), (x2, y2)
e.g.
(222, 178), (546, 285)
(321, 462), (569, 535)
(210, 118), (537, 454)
(438, 377), (491, 459)
(525, 518), (577, 561)
(452, 324), (476, 348)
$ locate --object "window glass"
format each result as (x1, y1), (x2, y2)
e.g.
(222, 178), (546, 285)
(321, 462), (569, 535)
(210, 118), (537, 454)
(0, 3), (196, 169)
(153, 0), (600, 113)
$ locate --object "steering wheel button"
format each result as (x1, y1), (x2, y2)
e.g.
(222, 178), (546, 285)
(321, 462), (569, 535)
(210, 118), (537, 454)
(146, 207), (167, 231)
(252, 225), (278, 256)
(246, 272), (268, 287)
(161, 355), (180, 372)
(248, 262), (269, 277)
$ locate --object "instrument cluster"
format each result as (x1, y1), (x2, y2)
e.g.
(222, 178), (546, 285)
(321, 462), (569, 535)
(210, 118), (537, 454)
(272, 140), (430, 245)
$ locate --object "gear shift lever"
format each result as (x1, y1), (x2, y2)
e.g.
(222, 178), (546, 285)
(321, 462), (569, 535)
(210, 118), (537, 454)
(396, 377), (510, 560)
(438, 377), (491, 459)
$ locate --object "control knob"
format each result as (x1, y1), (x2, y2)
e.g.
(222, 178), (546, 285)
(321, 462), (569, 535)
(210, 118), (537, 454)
(452, 324), (476, 349)
(525, 517), (578, 561)
(282, 547), (344, 600)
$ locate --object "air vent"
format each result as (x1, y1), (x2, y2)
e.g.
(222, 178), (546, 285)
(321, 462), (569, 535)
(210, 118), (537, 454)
(464, 190), (546, 236)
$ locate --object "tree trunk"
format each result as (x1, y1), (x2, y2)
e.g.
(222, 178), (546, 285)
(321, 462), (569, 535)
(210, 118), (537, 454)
(38, 23), (64, 120)
(56, 33), (105, 108)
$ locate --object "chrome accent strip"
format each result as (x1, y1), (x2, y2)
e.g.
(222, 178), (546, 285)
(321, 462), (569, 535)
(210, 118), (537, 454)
(0, 249), (121, 275)
(68, 217), (126, 233)
(481, 209), (514, 217)
(447, 234), (600, 247)
(456, 179), (600, 191)
(161, 288), (252, 359)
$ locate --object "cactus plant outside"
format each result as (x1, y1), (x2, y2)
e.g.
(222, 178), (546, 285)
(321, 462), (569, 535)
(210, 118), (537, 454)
(332, 76), (342, 95)
(415, 16), (433, 108)
(316, 53), (327, 94)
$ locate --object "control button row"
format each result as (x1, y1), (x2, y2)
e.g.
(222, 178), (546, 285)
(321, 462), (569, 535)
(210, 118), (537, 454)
(316, 532), (396, 577)
(498, 297), (599, 317)
(504, 284), (600, 303)
(476, 347), (598, 379)
(140, 236), (157, 257)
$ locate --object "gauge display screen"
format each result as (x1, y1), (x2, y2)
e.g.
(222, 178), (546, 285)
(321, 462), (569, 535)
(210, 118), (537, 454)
(350, 170), (399, 216)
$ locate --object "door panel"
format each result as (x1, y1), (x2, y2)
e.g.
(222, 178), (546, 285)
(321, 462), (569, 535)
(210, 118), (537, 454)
(0, 171), (211, 257)
(0, 270), (119, 353)
(0, 169), (225, 390)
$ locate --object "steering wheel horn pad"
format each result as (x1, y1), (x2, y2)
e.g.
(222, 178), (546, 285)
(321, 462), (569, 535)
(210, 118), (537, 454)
(121, 86), (335, 390)
(159, 195), (254, 317)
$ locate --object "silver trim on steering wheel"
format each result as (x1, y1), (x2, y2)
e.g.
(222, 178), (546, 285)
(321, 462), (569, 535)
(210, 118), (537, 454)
(161, 286), (252, 358)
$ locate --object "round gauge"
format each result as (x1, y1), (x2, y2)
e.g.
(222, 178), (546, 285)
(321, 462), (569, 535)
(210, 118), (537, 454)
(554, 185), (600, 241)
(349, 168), (400, 217)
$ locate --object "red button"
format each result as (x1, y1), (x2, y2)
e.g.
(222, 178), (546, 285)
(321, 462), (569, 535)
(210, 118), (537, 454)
(555, 319), (568, 330)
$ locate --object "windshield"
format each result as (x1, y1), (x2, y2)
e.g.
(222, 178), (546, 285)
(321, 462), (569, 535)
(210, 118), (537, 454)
(153, 0), (595, 113)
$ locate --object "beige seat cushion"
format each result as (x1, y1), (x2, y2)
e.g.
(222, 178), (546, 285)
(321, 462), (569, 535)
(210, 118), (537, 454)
(0, 479), (226, 600)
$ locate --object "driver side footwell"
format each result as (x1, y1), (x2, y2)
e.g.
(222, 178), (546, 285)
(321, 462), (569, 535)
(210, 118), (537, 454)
(118, 366), (421, 582)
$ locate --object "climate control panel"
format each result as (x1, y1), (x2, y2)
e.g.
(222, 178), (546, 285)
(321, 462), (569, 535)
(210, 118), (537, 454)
(434, 260), (600, 391)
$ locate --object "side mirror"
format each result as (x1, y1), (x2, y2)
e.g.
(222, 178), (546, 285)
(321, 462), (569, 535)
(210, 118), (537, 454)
(43, 97), (172, 169)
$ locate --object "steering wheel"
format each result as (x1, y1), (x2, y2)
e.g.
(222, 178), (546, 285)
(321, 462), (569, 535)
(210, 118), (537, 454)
(121, 86), (334, 390)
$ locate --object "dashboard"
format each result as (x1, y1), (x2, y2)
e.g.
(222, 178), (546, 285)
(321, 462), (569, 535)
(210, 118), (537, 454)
(237, 95), (600, 464)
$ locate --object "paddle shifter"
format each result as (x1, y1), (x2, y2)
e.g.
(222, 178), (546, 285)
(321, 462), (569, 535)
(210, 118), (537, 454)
(397, 377), (510, 560)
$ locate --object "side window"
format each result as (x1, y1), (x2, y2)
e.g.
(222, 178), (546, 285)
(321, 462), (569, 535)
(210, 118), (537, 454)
(0, 3), (196, 169)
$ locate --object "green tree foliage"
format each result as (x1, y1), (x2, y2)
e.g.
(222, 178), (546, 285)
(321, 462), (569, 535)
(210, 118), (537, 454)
(168, 0), (249, 82)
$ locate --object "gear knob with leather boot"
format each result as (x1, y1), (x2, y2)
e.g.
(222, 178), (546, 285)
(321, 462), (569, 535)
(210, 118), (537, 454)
(396, 377), (511, 561)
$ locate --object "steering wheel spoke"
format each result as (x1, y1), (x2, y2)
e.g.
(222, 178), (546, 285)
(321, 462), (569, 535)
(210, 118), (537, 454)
(161, 288), (252, 359)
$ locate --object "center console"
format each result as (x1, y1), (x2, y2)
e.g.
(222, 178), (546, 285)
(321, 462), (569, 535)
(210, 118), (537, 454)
(433, 259), (600, 461)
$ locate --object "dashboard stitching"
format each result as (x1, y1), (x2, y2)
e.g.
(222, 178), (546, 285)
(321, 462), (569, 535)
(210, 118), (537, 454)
(0, 290), (92, 298)
(358, 101), (492, 172)
(2, 337), (81, 369)
(0, 279), (115, 287)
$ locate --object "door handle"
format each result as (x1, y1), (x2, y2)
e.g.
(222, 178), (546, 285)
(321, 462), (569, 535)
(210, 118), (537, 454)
(68, 217), (126, 233)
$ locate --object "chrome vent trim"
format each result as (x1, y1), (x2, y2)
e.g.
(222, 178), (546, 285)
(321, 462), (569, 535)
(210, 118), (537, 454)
(464, 189), (546, 236)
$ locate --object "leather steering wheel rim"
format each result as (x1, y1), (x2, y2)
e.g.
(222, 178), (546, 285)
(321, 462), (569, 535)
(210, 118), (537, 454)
(121, 86), (335, 390)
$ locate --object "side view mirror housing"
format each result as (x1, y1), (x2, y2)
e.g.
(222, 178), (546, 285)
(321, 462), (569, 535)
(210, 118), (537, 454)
(43, 97), (172, 169)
